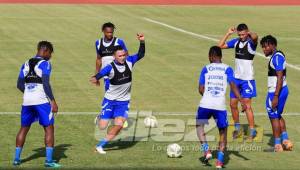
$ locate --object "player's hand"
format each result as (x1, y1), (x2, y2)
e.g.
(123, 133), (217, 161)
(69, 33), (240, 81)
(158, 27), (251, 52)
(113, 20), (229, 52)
(137, 33), (145, 41)
(227, 27), (236, 35)
(89, 76), (99, 85)
(51, 100), (58, 115)
(95, 80), (100, 86)
(271, 95), (279, 110)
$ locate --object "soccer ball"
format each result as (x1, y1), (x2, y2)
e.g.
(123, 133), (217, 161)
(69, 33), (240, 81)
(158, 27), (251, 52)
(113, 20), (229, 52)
(167, 143), (182, 158)
(144, 116), (158, 128)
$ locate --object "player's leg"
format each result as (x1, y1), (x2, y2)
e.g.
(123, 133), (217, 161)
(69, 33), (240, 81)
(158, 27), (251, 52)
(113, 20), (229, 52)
(277, 87), (292, 150)
(242, 98), (257, 139)
(96, 101), (128, 154)
(196, 107), (212, 162)
(213, 110), (228, 169)
(241, 80), (257, 139)
(266, 93), (283, 152)
(36, 103), (60, 167)
(13, 106), (35, 166)
(216, 127), (227, 169)
(230, 98), (242, 139)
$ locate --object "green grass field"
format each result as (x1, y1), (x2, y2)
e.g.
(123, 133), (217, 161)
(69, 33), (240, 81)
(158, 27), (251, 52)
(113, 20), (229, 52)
(0, 4), (300, 169)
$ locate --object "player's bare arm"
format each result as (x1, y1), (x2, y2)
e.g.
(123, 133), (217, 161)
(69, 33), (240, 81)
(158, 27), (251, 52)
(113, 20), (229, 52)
(248, 31), (258, 44)
(198, 85), (204, 96)
(218, 27), (236, 49)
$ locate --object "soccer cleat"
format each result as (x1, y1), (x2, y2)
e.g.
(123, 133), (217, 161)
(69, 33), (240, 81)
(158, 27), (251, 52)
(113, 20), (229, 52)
(204, 150), (212, 160)
(123, 120), (128, 129)
(282, 140), (293, 151)
(232, 129), (242, 139)
(96, 146), (106, 154)
(248, 129), (257, 140)
(202, 150), (212, 165)
(13, 159), (21, 166)
(44, 160), (61, 168)
(274, 144), (283, 152)
(215, 160), (224, 169)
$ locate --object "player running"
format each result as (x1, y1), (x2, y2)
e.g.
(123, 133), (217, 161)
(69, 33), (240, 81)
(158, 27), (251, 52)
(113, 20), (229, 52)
(218, 23), (258, 139)
(95, 22), (128, 90)
(13, 41), (61, 168)
(196, 46), (246, 169)
(260, 35), (293, 152)
(90, 33), (145, 154)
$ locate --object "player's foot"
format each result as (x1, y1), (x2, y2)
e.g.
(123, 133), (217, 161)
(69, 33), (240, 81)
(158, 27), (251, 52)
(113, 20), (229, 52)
(44, 160), (61, 168)
(204, 150), (212, 160)
(215, 160), (224, 169)
(282, 140), (293, 151)
(232, 129), (242, 139)
(96, 146), (106, 154)
(274, 144), (283, 152)
(202, 150), (212, 165)
(248, 129), (257, 140)
(13, 159), (21, 166)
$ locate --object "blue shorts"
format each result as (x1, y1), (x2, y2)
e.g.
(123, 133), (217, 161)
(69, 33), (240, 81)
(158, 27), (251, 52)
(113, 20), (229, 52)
(99, 98), (129, 120)
(21, 103), (54, 127)
(196, 107), (228, 129)
(266, 86), (289, 119)
(230, 79), (257, 98)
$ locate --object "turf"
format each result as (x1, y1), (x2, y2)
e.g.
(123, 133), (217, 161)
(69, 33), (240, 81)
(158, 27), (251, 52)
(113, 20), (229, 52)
(0, 4), (300, 169)
(1, 114), (300, 169)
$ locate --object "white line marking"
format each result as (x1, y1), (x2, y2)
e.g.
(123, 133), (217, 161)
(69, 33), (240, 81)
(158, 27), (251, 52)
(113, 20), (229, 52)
(143, 17), (300, 71)
(1, 112), (299, 116)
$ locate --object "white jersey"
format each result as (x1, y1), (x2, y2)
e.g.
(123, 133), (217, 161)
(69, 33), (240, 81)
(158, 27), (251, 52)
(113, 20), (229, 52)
(20, 58), (51, 106)
(199, 63), (235, 110)
(227, 38), (257, 80)
(268, 51), (287, 92)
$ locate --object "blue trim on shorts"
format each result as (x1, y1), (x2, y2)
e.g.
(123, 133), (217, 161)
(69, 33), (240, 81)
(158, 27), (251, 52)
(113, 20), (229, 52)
(99, 98), (129, 120)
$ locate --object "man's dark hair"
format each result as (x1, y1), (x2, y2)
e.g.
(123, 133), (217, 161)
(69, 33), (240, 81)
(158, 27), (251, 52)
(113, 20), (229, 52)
(113, 46), (124, 54)
(209, 46), (222, 58)
(37, 41), (53, 53)
(236, 23), (248, 31)
(102, 22), (115, 31)
(260, 35), (277, 47)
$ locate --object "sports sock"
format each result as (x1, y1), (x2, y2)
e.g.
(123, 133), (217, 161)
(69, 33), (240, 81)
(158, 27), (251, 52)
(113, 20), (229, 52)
(217, 151), (224, 163)
(14, 147), (22, 161)
(234, 123), (240, 131)
(274, 138), (281, 145)
(97, 138), (108, 148)
(201, 143), (209, 152)
(281, 131), (289, 141)
(46, 147), (53, 162)
(250, 128), (257, 136)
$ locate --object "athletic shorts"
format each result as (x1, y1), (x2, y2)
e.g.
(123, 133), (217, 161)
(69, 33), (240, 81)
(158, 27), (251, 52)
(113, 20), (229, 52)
(266, 86), (289, 119)
(230, 78), (257, 99)
(21, 103), (53, 127)
(196, 107), (228, 129)
(98, 98), (129, 120)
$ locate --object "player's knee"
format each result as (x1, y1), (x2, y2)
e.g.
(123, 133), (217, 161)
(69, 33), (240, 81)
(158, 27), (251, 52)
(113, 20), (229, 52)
(230, 102), (238, 109)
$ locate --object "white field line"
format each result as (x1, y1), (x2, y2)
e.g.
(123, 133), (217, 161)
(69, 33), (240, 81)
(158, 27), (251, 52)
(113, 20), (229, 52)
(1, 112), (299, 116)
(143, 17), (300, 71)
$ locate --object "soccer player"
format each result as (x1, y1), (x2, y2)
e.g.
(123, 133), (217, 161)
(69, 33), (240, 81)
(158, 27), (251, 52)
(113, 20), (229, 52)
(95, 22), (128, 90)
(13, 41), (61, 168)
(218, 23), (258, 139)
(196, 46), (246, 169)
(260, 35), (293, 152)
(90, 33), (145, 154)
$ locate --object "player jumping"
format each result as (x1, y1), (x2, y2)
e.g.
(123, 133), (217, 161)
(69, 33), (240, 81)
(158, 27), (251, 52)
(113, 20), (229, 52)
(260, 35), (293, 152)
(196, 46), (246, 169)
(218, 23), (258, 139)
(90, 33), (145, 154)
(13, 41), (61, 168)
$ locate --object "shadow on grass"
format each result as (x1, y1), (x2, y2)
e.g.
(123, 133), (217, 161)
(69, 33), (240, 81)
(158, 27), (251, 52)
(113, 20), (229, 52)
(199, 149), (249, 168)
(21, 144), (71, 163)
